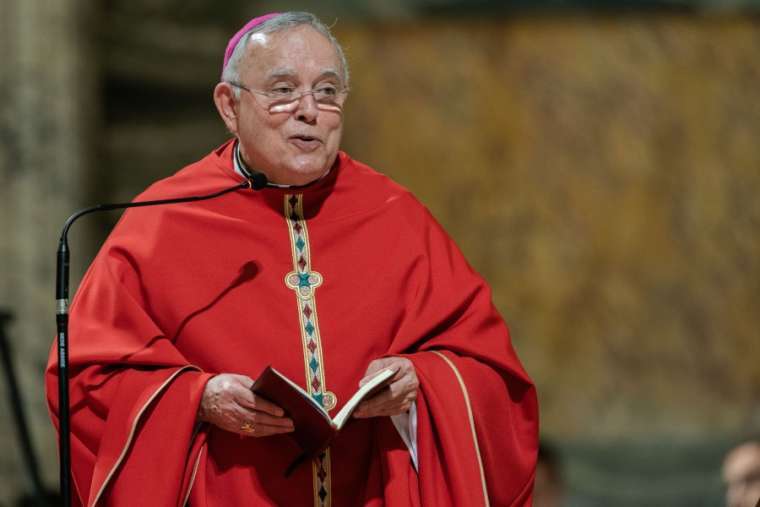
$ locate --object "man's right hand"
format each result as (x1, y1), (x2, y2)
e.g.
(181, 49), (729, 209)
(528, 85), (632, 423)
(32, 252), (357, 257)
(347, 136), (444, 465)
(198, 373), (294, 437)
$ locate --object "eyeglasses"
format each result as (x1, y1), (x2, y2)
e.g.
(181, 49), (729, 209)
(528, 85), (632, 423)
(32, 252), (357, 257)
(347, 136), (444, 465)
(228, 82), (349, 114)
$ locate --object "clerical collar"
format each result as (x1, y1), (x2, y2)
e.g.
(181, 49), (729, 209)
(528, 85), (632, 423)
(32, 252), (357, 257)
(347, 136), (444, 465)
(232, 140), (331, 189)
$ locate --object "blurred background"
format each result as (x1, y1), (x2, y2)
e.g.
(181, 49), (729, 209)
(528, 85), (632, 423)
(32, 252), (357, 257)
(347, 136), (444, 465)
(1, 0), (759, 505)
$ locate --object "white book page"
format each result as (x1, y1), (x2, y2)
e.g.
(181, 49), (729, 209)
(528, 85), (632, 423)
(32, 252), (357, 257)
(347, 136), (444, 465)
(333, 368), (395, 429)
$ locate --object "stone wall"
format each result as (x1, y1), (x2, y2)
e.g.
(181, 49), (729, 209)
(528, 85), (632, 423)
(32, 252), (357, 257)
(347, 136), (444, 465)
(0, 0), (97, 503)
(337, 14), (760, 440)
(336, 17), (760, 503)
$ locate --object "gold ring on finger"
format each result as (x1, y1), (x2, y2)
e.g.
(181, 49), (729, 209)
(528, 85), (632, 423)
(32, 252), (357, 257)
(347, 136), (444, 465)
(240, 422), (255, 433)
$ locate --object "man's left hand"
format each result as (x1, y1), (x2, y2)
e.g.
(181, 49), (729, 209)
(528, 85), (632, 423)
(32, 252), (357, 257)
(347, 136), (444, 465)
(353, 357), (418, 418)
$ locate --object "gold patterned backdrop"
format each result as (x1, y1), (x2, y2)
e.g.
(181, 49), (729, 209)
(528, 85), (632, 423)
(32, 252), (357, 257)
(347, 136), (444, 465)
(336, 15), (760, 440)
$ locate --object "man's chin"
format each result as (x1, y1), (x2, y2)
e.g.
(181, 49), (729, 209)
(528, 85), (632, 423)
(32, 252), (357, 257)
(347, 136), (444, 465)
(277, 157), (330, 185)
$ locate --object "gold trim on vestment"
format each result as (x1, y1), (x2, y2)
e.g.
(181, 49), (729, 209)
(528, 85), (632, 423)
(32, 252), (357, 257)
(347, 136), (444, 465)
(91, 365), (200, 507)
(283, 194), (333, 507)
(431, 351), (490, 507)
(182, 445), (204, 506)
(311, 449), (332, 507)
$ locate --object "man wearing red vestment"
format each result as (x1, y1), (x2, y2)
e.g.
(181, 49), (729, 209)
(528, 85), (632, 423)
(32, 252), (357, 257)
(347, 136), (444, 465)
(46, 11), (538, 506)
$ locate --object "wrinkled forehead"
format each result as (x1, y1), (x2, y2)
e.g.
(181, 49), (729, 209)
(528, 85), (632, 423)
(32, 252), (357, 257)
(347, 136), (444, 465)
(240, 25), (343, 83)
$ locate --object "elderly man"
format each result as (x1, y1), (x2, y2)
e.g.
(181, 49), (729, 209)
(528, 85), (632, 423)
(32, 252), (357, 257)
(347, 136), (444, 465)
(723, 440), (760, 507)
(46, 11), (537, 506)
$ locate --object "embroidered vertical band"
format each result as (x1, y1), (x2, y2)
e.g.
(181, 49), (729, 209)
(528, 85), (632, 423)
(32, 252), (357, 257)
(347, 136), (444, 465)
(283, 194), (335, 507)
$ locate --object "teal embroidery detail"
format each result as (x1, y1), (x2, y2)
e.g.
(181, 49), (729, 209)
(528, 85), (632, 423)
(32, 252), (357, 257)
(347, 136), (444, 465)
(283, 193), (336, 507)
(299, 273), (313, 288)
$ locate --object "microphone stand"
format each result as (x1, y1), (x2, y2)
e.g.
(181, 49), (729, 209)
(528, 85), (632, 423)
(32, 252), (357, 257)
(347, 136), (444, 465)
(55, 175), (263, 506)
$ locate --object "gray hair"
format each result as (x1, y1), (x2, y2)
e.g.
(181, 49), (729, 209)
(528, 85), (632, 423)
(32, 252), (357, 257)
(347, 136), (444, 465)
(222, 12), (350, 96)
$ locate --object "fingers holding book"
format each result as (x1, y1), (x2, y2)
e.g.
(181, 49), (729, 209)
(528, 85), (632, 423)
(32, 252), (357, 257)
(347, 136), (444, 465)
(353, 357), (418, 418)
(199, 372), (295, 437)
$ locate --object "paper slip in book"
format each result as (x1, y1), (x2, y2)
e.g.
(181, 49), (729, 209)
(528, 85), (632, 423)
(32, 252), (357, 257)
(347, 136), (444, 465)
(251, 365), (396, 471)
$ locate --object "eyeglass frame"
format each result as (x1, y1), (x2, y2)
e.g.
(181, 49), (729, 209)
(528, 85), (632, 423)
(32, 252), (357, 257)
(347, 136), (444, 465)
(227, 81), (350, 111)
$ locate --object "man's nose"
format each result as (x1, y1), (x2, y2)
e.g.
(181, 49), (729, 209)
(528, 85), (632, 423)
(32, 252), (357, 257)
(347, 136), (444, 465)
(295, 92), (318, 123)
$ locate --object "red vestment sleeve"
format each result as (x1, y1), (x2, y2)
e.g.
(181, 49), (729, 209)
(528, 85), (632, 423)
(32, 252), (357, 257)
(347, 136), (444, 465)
(45, 233), (214, 506)
(385, 196), (539, 506)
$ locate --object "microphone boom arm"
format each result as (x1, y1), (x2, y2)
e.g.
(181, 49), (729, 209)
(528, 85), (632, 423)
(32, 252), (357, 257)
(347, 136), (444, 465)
(54, 177), (253, 506)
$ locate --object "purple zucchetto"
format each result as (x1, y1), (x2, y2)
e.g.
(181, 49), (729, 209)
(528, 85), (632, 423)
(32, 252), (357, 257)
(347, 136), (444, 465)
(221, 13), (281, 78)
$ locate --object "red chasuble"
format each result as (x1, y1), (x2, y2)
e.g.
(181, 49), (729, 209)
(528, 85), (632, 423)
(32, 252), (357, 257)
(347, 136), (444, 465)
(46, 140), (538, 506)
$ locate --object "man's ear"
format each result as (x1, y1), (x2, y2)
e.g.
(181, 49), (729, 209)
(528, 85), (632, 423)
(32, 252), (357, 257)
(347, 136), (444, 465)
(214, 82), (239, 135)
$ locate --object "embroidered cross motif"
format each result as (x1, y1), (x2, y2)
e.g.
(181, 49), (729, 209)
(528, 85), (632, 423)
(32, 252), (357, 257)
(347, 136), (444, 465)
(285, 270), (323, 300)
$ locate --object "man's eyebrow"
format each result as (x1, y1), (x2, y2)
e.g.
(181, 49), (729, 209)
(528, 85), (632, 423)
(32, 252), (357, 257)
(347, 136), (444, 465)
(318, 70), (341, 81)
(266, 68), (298, 80)
(264, 68), (342, 82)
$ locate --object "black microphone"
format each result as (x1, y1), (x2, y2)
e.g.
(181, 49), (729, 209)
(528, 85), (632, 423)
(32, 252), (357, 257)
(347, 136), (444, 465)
(248, 170), (269, 190)
(233, 141), (269, 191)
(54, 175), (262, 507)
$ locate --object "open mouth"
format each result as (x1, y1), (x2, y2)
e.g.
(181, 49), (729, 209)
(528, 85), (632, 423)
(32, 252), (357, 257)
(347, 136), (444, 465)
(291, 134), (320, 143)
(289, 135), (322, 152)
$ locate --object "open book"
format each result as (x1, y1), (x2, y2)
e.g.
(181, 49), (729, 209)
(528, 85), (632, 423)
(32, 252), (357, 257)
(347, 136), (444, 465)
(251, 365), (395, 471)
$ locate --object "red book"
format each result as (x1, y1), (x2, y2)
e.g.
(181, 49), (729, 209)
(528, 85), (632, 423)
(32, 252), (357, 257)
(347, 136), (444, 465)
(251, 365), (395, 471)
